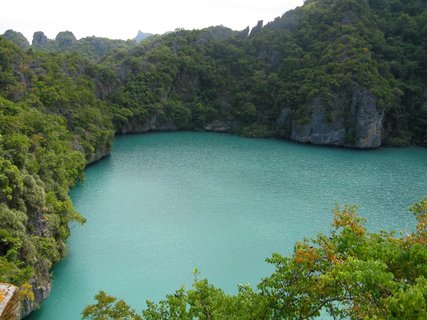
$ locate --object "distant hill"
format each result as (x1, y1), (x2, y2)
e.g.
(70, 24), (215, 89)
(30, 30), (136, 61)
(133, 30), (153, 43)
(2, 29), (30, 50)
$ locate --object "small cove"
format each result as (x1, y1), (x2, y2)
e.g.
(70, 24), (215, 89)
(29, 132), (427, 319)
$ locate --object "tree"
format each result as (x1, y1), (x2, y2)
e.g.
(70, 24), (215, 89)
(82, 291), (142, 320)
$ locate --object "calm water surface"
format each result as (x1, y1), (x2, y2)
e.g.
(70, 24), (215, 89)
(30, 132), (427, 319)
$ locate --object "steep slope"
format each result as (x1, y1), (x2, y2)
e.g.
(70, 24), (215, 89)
(0, 37), (115, 316)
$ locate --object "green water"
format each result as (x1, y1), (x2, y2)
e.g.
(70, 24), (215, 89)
(29, 132), (427, 319)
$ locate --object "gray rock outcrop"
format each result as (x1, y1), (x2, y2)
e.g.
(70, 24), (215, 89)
(20, 208), (54, 318)
(250, 20), (264, 36)
(118, 115), (177, 134)
(290, 88), (384, 148)
(291, 107), (347, 146)
(32, 32), (50, 49)
(87, 144), (112, 165)
(55, 31), (77, 48)
(2, 30), (30, 50)
(351, 87), (384, 148)
(21, 279), (51, 319)
(133, 31), (153, 43)
(204, 120), (242, 133)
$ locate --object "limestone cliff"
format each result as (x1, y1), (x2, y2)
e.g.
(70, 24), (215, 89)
(291, 107), (347, 146)
(117, 115), (177, 134)
(204, 120), (241, 133)
(20, 209), (54, 318)
(2, 30), (30, 50)
(55, 31), (77, 49)
(87, 144), (112, 165)
(20, 280), (50, 319)
(31, 32), (50, 50)
(351, 88), (384, 148)
(290, 88), (383, 148)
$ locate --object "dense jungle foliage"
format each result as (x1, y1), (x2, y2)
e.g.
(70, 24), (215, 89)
(105, 0), (427, 144)
(0, 36), (113, 304)
(0, 0), (426, 315)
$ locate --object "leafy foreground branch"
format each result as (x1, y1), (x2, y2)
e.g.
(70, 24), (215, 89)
(83, 198), (427, 319)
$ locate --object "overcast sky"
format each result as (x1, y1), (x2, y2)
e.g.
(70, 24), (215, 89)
(1, 0), (304, 41)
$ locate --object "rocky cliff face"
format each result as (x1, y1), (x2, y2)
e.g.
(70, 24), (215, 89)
(31, 32), (50, 49)
(351, 88), (384, 148)
(55, 31), (77, 49)
(133, 31), (153, 43)
(21, 279), (51, 319)
(291, 106), (347, 146)
(2, 30), (30, 50)
(290, 88), (383, 148)
(20, 209), (54, 318)
(204, 120), (241, 133)
(87, 144), (112, 165)
(117, 115), (178, 135)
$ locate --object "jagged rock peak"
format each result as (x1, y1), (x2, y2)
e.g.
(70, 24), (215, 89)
(32, 31), (50, 49)
(133, 30), (153, 43)
(2, 29), (30, 50)
(239, 26), (250, 37)
(250, 20), (263, 36)
(55, 31), (77, 47)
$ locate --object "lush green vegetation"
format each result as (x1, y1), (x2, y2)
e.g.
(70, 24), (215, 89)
(0, 36), (112, 304)
(82, 198), (427, 319)
(0, 0), (426, 314)
(3, 0), (427, 144)
(101, 0), (427, 144)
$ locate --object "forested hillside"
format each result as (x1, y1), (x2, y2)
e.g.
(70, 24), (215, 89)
(103, 0), (427, 147)
(0, 36), (116, 316)
(0, 0), (426, 316)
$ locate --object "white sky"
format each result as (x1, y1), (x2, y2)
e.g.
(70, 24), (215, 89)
(0, 0), (304, 41)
